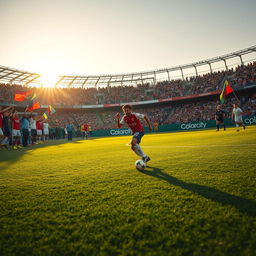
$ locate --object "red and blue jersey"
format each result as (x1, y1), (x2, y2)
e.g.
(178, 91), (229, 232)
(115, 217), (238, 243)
(12, 117), (20, 130)
(120, 112), (145, 134)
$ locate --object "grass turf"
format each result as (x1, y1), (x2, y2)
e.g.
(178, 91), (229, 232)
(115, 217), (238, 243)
(0, 127), (256, 256)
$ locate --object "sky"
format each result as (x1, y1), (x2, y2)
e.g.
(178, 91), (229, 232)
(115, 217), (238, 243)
(0, 0), (256, 77)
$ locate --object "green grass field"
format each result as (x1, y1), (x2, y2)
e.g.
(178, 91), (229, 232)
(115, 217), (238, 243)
(1, 127), (256, 256)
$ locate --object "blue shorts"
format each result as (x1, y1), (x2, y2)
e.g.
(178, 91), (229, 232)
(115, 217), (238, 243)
(132, 131), (144, 144)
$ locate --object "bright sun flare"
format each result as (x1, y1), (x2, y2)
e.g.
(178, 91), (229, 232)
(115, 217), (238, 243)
(39, 73), (58, 88)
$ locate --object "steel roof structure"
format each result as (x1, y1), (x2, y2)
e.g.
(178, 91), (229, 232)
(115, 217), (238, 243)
(0, 45), (255, 88)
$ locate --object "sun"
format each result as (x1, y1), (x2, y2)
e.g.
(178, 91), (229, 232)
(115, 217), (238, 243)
(39, 72), (58, 88)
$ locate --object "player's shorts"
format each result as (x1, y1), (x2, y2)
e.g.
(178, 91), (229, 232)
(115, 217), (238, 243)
(12, 129), (21, 136)
(234, 116), (243, 123)
(216, 118), (224, 123)
(132, 131), (144, 144)
(0, 128), (3, 136)
(37, 130), (42, 136)
(43, 130), (49, 135)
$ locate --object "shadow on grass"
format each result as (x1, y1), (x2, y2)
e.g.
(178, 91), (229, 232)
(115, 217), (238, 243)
(140, 166), (256, 217)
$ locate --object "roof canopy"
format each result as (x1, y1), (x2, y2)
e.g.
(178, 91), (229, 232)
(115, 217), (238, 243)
(0, 45), (255, 88)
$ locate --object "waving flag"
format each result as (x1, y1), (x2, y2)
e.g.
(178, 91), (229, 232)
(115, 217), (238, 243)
(47, 105), (56, 115)
(27, 102), (40, 112)
(220, 80), (233, 104)
(14, 91), (32, 102)
(43, 105), (56, 119)
(27, 93), (40, 112)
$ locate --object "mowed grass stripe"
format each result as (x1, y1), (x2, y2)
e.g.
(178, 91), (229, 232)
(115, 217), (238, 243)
(0, 126), (256, 256)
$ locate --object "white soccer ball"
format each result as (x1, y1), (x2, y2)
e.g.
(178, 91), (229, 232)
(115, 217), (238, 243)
(135, 160), (146, 171)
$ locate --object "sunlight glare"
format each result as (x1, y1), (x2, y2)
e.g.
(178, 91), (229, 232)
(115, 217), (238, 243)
(39, 72), (58, 88)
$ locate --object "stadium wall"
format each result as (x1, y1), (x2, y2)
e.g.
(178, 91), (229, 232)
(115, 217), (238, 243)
(89, 115), (256, 137)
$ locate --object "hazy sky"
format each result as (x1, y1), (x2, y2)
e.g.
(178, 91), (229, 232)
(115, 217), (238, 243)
(0, 0), (256, 76)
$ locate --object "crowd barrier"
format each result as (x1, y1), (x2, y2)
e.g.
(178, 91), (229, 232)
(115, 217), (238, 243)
(89, 115), (256, 137)
(47, 115), (255, 139)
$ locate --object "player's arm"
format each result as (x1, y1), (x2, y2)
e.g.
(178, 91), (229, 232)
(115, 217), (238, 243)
(116, 113), (123, 128)
(0, 105), (13, 113)
(144, 115), (152, 131)
(239, 109), (245, 115)
(38, 115), (45, 122)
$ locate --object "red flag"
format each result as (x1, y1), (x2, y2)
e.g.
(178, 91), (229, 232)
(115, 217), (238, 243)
(27, 102), (40, 112)
(224, 83), (233, 96)
(220, 80), (233, 104)
(14, 91), (32, 102)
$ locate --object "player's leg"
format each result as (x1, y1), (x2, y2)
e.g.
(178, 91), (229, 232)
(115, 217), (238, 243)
(131, 137), (144, 157)
(131, 132), (150, 162)
(0, 128), (6, 148)
(216, 120), (220, 131)
(1, 128), (10, 148)
(238, 121), (245, 130)
(221, 121), (226, 131)
(235, 121), (240, 132)
(12, 130), (17, 149)
(17, 132), (22, 148)
(0, 128), (4, 145)
(237, 116), (245, 130)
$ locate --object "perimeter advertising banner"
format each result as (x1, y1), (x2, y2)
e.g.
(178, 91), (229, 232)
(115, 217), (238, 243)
(90, 115), (256, 137)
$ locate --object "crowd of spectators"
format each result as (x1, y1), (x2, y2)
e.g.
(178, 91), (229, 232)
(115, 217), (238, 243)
(1, 62), (255, 106)
(0, 62), (256, 132)
(44, 94), (255, 131)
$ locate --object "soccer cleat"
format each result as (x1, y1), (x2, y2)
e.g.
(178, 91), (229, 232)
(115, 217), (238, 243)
(142, 156), (151, 163)
(13, 146), (18, 150)
(243, 126), (246, 130)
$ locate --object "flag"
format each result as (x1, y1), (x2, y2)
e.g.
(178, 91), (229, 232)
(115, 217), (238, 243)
(14, 91), (32, 101)
(27, 102), (40, 112)
(46, 105), (56, 115)
(220, 80), (233, 104)
(43, 105), (56, 119)
(27, 93), (40, 112)
(28, 93), (37, 101)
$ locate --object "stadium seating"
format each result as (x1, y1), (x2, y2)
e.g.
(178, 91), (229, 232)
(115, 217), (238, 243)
(0, 62), (255, 132)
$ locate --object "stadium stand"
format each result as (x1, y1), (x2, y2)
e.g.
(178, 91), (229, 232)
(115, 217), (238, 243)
(0, 51), (256, 146)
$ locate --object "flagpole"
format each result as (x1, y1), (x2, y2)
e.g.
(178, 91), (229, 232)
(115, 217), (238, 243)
(232, 89), (240, 103)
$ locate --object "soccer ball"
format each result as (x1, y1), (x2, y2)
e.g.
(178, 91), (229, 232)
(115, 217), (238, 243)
(135, 160), (146, 171)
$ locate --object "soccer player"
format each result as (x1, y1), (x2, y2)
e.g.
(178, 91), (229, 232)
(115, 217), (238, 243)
(116, 104), (152, 163)
(2, 109), (13, 148)
(215, 105), (226, 131)
(11, 110), (21, 149)
(43, 121), (49, 142)
(20, 112), (30, 147)
(30, 115), (37, 144)
(66, 121), (74, 141)
(232, 103), (245, 132)
(0, 106), (13, 148)
(80, 124), (85, 139)
(83, 123), (89, 139)
(36, 116), (44, 143)
(153, 120), (159, 132)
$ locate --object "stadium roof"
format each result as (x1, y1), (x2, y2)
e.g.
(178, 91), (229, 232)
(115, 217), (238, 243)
(0, 45), (256, 88)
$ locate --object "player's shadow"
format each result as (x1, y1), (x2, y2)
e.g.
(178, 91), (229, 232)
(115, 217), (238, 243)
(139, 166), (256, 217)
